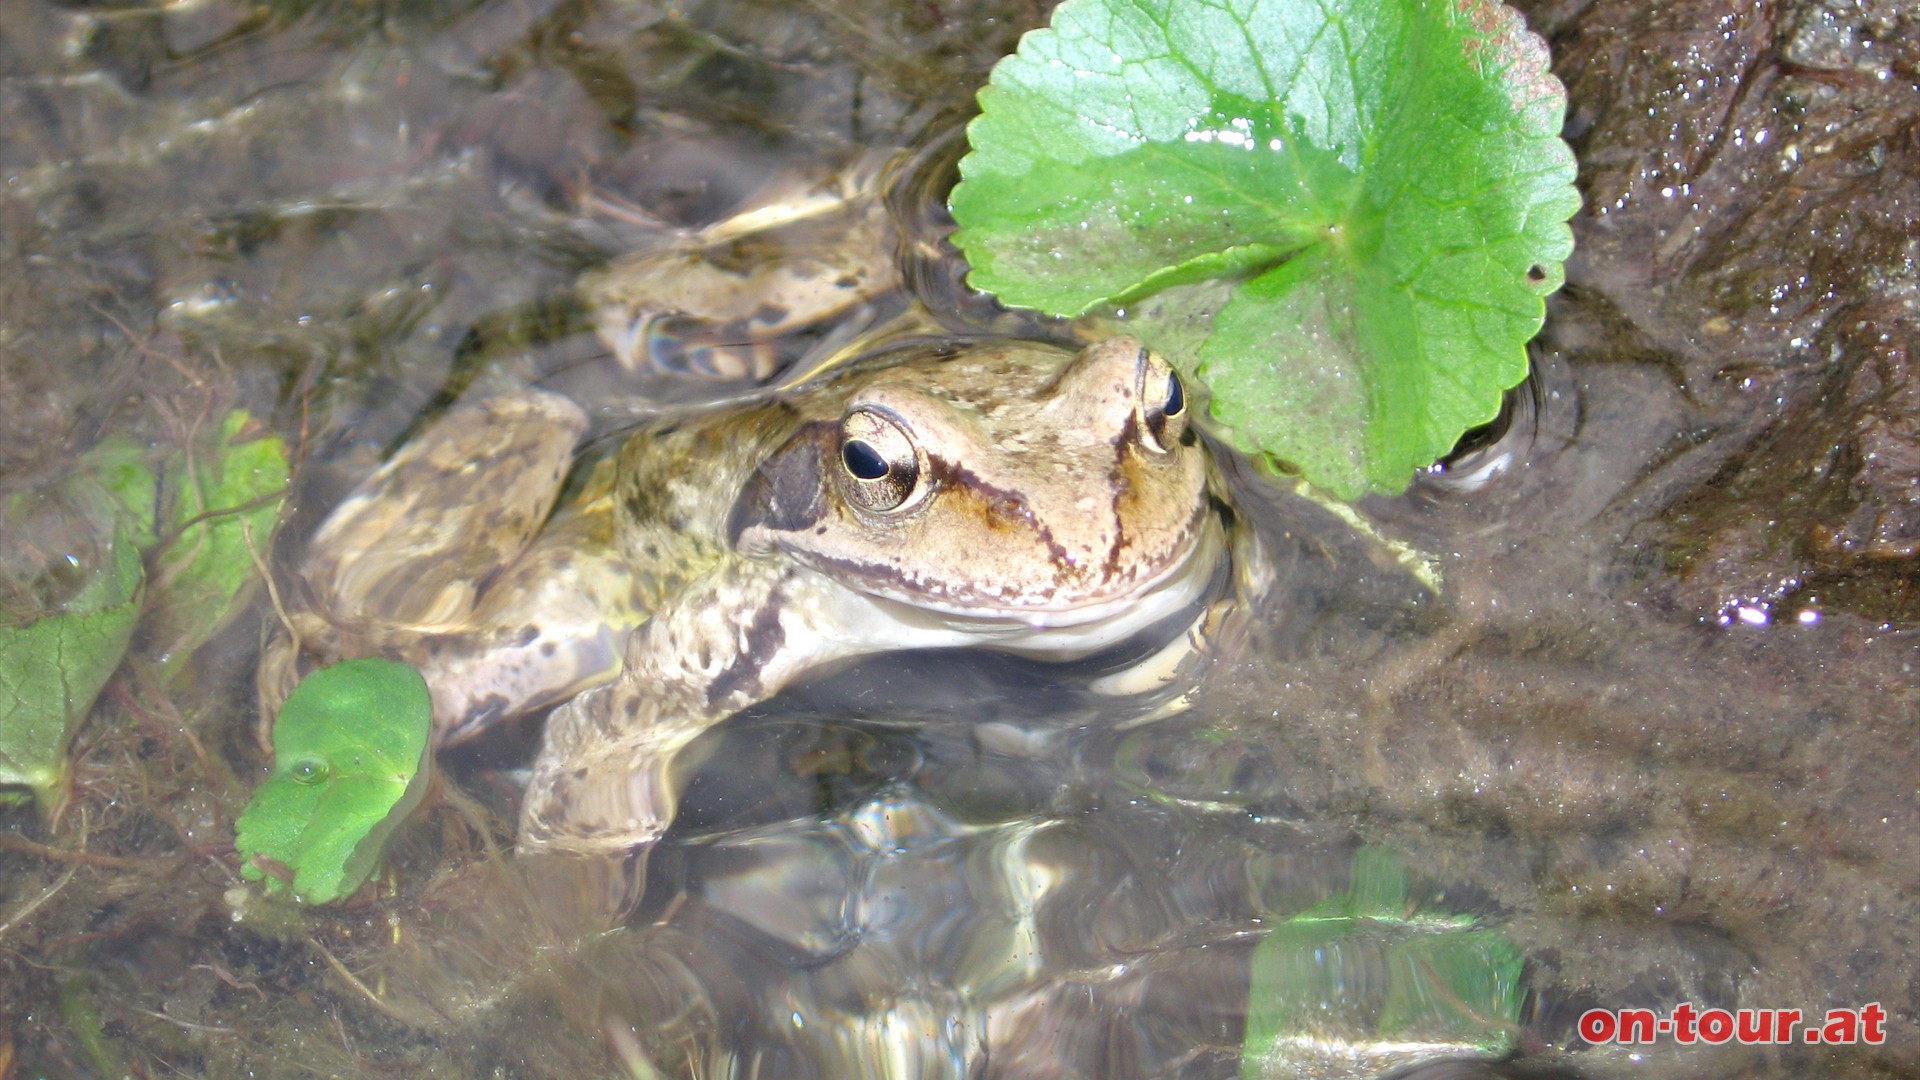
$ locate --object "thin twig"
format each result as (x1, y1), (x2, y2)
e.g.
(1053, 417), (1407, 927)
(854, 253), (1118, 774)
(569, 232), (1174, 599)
(0, 864), (78, 941)
(192, 962), (264, 997)
(242, 517), (298, 650)
(0, 832), (158, 870)
(432, 774), (505, 864)
(130, 1006), (234, 1035)
(304, 936), (413, 1025)
(153, 486), (287, 555)
(87, 301), (206, 388)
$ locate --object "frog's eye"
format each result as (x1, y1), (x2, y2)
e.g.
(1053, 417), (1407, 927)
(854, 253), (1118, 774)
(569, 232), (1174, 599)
(838, 409), (922, 513)
(1138, 352), (1189, 454)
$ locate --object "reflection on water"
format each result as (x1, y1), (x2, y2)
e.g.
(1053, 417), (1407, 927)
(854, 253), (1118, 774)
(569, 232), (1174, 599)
(472, 695), (1456, 1077)
(0, 0), (1915, 1077)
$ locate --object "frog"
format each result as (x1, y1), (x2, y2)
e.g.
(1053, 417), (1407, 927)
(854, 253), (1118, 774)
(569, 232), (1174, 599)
(261, 332), (1234, 860)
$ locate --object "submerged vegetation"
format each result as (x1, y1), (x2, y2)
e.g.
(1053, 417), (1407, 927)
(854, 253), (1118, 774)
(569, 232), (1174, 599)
(1, 411), (286, 814)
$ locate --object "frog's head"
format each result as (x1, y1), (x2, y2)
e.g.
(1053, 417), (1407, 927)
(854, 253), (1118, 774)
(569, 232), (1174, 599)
(730, 337), (1216, 627)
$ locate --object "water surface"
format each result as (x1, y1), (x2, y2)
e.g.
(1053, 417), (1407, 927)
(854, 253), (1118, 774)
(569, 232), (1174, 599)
(0, 0), (1914, 1076)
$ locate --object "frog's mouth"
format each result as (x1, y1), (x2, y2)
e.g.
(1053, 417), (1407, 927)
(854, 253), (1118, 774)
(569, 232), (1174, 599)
(826, 514), (1226, 662)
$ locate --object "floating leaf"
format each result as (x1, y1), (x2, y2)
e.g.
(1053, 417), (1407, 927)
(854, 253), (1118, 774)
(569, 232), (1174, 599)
(1242, 848), (1524, 1077)
(0, 528), (144, 813)
(146, 410), (289, 676)
(950, 0), (1579, 497)
(235, 658), (432, 905)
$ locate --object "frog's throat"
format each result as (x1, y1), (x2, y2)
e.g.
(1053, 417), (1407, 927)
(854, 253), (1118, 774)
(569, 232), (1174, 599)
(836, 514), (1226, 662)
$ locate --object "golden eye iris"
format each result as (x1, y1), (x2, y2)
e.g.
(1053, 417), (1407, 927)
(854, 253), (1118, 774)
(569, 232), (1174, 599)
(838, 408), (921, 512)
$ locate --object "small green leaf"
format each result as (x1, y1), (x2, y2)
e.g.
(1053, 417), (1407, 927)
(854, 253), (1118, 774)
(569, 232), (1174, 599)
(0, 529), (144, 812)
(1242, 848), (1524, 1077)
(235, 658), (432, 905)
(146, 410), (289, 676)
(951, 0), (1579, 497)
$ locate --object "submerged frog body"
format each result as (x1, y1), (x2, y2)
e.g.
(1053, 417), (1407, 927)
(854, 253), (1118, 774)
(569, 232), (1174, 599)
(264, 336), (1228, 857)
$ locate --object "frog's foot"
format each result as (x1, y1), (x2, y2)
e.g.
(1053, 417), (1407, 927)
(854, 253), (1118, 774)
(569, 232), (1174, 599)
(582, 152), (901, 385)
(515, 556), (829, 862)
(422, 482), (647, 744)
(515, 681), (704, 860)
(1086, 601), (1217, 698)
(604, 309), (786, 383)
(593, 276), (910, 387)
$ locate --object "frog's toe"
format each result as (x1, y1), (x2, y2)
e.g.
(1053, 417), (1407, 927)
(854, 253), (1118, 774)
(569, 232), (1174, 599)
(1087, 603), (1213, 697)
(516, 753), (680, 859)
(605, 307), (780, 383)
(515, 688), (705, 859)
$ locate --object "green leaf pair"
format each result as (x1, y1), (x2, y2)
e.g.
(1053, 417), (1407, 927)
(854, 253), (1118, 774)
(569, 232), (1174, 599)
(0, 412), (289, 812)
(951, 0), (1580, 497)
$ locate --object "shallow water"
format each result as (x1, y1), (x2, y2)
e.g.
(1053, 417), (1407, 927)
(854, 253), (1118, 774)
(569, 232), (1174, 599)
(1, 0), (1915, 1077)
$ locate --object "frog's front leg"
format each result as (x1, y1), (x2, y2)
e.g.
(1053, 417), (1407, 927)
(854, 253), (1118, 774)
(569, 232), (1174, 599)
(516, 556), (869, 858)
(260, 390), (589, 732)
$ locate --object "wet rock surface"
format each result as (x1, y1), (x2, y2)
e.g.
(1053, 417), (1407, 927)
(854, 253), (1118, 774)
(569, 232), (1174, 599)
(1539, 0), (1920, 625)
(1254, 0), (1920, 1072)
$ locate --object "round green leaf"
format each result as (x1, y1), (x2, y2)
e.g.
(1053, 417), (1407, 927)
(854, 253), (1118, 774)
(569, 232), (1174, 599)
(950, 0), (1579, 497)
(234, 658), (431, 905)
